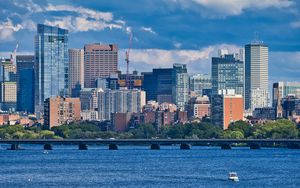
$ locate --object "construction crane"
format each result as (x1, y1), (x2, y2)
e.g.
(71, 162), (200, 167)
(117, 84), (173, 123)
(10, 42), (19, 64)
(125, 32), (133, 89)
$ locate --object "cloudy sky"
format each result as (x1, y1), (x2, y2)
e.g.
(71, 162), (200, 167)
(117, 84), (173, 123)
(0, 0), (300, 83)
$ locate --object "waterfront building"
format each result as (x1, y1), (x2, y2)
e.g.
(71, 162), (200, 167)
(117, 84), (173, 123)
(44, 96), (81, 129)
(273, 81), (300, 118)
(245, 42), (269, 110)
(81, 110), (99, 121)
(34, 24), (68, 115)
(84, 44), (118, 88)
(69, 49), (84, 97)
(212, 54), (244, 97)
(281, 95), (300, 121)
(211, 90), (244, 129)
(16, 55), (35, 113)
(172, 64), (189, 111)
(190, 74), (211, 97)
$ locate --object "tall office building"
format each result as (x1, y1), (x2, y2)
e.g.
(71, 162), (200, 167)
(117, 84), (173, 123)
(212, 54), (244, 97)
(34, 24), (68, 114)
(273, 81), (300, 118)
(190, 74), (211, 97)
(0, 82), (17, 111)
(142, 68), (173, 103)
(84, 44), (118, 88)
(16, 55), (35, 113)
(172, 64), (189, 110)
(245, 42), (269, 110)
(68, 49), (84, 97)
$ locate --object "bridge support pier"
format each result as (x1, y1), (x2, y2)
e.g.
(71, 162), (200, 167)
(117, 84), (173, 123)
(109, 144), (118, 150)
(8, 144), (21, 150)
(44, 144), (53, 150)
(79, 144), (88, 150)
(221, 144), (231, 149)
(151, 144), (160, 150)
(180, 143), (191, 150)
(249, 143), (260, 149)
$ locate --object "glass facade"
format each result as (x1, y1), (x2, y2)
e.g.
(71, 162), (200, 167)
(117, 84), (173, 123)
(211, 54), (244, 97)
(35, 24), (68, 114)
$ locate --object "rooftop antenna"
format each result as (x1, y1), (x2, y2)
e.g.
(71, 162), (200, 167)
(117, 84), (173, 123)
(252, 31), (263, 44)
(125, 31), (133, 89)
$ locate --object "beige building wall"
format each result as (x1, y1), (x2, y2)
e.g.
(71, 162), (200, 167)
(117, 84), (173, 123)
(68, 49), (84, 96)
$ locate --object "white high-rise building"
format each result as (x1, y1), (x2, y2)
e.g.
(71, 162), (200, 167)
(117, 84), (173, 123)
(98, 89), (146, 121)
(245, 42), (269, 110)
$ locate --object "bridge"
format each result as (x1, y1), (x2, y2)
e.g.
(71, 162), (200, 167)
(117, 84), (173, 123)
(1, 139), (300, 150)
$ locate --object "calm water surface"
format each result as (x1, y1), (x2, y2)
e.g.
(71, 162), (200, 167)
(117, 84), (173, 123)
(0, 145), (299, 188)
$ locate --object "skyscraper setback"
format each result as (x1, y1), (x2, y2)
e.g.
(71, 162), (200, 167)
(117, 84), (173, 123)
(84, 44), (118, 88)
(245, 42), (269, 110)
(34, 24), (69, 114)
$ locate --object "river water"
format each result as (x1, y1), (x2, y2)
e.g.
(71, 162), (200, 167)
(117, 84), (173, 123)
(0, 145), (299, 188)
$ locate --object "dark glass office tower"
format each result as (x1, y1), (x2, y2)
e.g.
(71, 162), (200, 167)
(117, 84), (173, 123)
(34, 24), (68, 114)
(16, 55), (35, 113)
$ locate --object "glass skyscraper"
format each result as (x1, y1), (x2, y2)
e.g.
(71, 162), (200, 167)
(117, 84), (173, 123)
(212, 54), (244, 97)
(34, 24), (68, 114)
(172, 64), (189, 111)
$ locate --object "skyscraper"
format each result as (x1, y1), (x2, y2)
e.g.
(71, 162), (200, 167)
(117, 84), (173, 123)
(172, 64), (189, 110)
(211, 54), (244, 97)
(84, 44), (118, 88)
(34, 24), (68, 114)
(16, 55), (35, 113)
(68, 49), (84, 97)
(245, 42), (269, 110)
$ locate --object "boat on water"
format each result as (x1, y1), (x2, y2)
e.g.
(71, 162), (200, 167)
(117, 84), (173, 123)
(228, 172), (239, 182)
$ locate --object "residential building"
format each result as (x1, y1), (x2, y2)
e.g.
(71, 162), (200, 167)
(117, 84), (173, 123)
(0, 82), (17, 111)
(34, 24), (69, 115)
(44, 96), (81, 129)
(84, 44), (118, 88)
(81, 110), (99, 121)
(245, 42), (269, 110)
(98, 89), (146, 121)
(281, 95), (300, 120)
(69, 49), (84, 97)
(172, 64), (189, 110)
(79, 88), (100, 111)
(211, 90), (244, 129)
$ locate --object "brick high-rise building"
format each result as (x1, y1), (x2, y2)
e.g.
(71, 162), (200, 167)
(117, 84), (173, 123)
(211, 90), (244, 129)
(44, 96), (81, 129)
(84, 44), (118, 88)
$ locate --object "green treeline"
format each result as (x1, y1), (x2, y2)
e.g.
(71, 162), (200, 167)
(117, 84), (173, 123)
(0, 119), (299, 139)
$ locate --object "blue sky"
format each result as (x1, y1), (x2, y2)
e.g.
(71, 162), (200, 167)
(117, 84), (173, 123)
(0, 0), (300, 83)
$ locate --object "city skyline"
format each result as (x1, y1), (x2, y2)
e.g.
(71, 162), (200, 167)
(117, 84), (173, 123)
(0, 0), (299, 84)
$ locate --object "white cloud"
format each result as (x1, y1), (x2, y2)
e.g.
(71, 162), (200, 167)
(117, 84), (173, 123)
(173, 42), (182, 49)
(43, 4), (125, 32)
(141, 27), (156, 34)
(45, 4), (113, 22)
(0, 19), (23, 41)
(180, 0), (293, 18)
